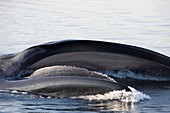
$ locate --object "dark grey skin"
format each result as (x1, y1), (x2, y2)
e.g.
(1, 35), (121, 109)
(0, 76), (130, 97)
(0, 65), (131, 97)
(0, 40), (170, 97)
(1, 40), (170, 79)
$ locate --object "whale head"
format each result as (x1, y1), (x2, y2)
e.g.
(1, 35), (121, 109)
(0, 54), (20, 79)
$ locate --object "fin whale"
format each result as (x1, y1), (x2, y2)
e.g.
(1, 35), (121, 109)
(0, 40), (170, 97)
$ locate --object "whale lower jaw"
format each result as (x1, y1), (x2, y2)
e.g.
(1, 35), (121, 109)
(31, 84), (113, 98)
(0, 65), (131, 97)
(0, 76), (130, 97)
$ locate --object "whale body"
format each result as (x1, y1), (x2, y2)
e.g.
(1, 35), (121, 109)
(0, 40), (170, 97)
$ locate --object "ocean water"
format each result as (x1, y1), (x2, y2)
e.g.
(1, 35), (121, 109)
(0, 0), (170, 112)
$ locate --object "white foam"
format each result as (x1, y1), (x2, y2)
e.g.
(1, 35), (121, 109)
(11, 90), (28, 95)
(73, 86), (150, 102)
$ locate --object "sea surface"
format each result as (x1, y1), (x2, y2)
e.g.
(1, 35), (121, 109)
(0, 0), (170, 112)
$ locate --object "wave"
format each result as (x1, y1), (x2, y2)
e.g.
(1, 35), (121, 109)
(102, 69), (170, 81)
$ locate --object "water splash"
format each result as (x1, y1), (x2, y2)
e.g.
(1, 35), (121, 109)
(103, 69), (169, 81)
(73, 86), (150, 102)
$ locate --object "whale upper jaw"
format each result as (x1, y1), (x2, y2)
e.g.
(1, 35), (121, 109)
(1, 40), (170, 79)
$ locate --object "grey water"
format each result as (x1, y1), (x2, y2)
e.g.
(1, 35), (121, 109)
(0, 0), (170, 112)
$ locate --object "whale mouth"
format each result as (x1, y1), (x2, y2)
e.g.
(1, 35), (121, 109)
(4, 65), (150, 102)
(1, 40), (159, 102)
(1, 64), (151, 102)
(6, 65), (131, 98)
